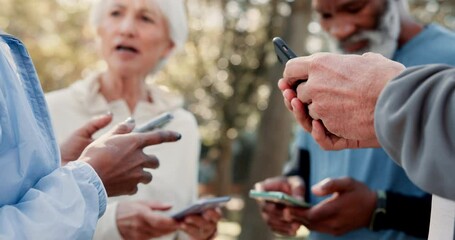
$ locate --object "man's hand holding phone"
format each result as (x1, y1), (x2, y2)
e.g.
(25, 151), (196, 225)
(253, 176), (308, 236)
(273, 37), (315, 134)
(249, 190), (311, 208)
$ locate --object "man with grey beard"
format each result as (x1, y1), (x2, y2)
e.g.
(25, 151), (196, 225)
(255, 0), (455, 239)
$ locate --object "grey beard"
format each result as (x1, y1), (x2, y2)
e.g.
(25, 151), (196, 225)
(326, 0), (401, 59)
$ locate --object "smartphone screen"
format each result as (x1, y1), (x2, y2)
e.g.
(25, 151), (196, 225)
(133, 112), (174, 133)
(249, 190), (311, 208)
(171, 196), (231, 220)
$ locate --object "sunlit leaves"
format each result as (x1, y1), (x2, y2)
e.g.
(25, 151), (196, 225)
(2, 0), (98, 91)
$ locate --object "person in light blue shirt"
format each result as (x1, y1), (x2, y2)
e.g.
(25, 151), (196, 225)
(256, 0), (455, 239)
(0, 32), (181, 239)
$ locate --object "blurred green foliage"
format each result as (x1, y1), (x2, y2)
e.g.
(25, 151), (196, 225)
(0, 0), (101, 91)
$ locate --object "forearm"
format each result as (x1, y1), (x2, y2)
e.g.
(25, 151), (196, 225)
(0, 161), (106, 239)
(375, 64), (455, 200)
(372, 192), (431, 238)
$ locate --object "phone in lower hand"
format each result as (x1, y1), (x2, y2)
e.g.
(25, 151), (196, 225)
(249, 190), (312, 208)
(171, 196), (231, 220)
(133, 112), (174, 133)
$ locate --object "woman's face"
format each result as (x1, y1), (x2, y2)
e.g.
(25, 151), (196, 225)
(97, 0), (173, 76)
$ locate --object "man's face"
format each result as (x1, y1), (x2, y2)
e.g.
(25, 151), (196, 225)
(313, 0), (400, 58)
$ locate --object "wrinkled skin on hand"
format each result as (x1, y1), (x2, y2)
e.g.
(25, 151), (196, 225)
(279, 52), (405, 150)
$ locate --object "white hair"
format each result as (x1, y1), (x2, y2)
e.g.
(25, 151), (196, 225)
(90, 0), (188, 72)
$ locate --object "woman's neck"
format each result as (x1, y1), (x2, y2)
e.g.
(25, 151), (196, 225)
(98, 71), (151, 113)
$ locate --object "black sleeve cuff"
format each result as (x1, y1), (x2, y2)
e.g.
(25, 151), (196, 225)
(284, 149), (311, 201)
(371, 191), (431, 238)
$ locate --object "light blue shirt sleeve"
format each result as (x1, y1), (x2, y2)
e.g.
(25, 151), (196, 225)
(0, 33), (107, 239)
(0, 162), (107, 239)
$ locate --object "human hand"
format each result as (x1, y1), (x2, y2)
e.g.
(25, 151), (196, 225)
(180, 208), (221, 240)
(278, 78), (313, 133)
(116, 201), (179, 240)
(309, 118), (381, 150)
(78, 118), (181, 196)
(254, 176), (305, 236)
(282, 52), (405, 149)
(278, 68), (374, 150)
(60, 113), (113, 166)
(255, 176), (305, 196)
(284, 177), (377, 236)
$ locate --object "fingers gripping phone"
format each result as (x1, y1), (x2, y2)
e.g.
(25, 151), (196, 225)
(273, 37), (307, 87)
(133, 112), (174, 133)
(171, 196), (231, 220)
(249, 190), (312, 208)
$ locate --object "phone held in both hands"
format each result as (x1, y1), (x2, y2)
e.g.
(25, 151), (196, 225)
(249, 190), (312, 208)
(133, 112), (174, 133)
(171, 196), (232, 220)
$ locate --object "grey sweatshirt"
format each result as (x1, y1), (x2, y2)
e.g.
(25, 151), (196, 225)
(375, 64), (455, 201)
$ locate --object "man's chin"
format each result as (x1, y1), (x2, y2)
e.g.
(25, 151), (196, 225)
(343, 48), (369, 55)
(327, 35), (397, 58)
(336, 44), (396, 59)
(333, 46), (369, 55)
(328, 41), (370, 55)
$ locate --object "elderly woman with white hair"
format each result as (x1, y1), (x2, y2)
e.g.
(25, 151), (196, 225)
(45, 0), (220, 239)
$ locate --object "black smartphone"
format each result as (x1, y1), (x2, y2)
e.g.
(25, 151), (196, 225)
(273, 37), (307, 87)
(133, 112), (174, 133)
(273, 37), (298, 64)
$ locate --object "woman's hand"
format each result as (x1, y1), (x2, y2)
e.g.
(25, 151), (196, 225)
(180, 208), (222, 240)
(117, 201), (179, 240)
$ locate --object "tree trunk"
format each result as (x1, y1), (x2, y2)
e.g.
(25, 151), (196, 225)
(238, 1), (312, 239)
(216, 136), (233, 196)
(237, 64), (293, 240)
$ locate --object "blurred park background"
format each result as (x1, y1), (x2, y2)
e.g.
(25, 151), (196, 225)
(1, 0), (454, 239)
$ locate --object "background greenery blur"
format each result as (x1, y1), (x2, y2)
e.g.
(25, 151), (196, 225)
(1, 0), (454, 239)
